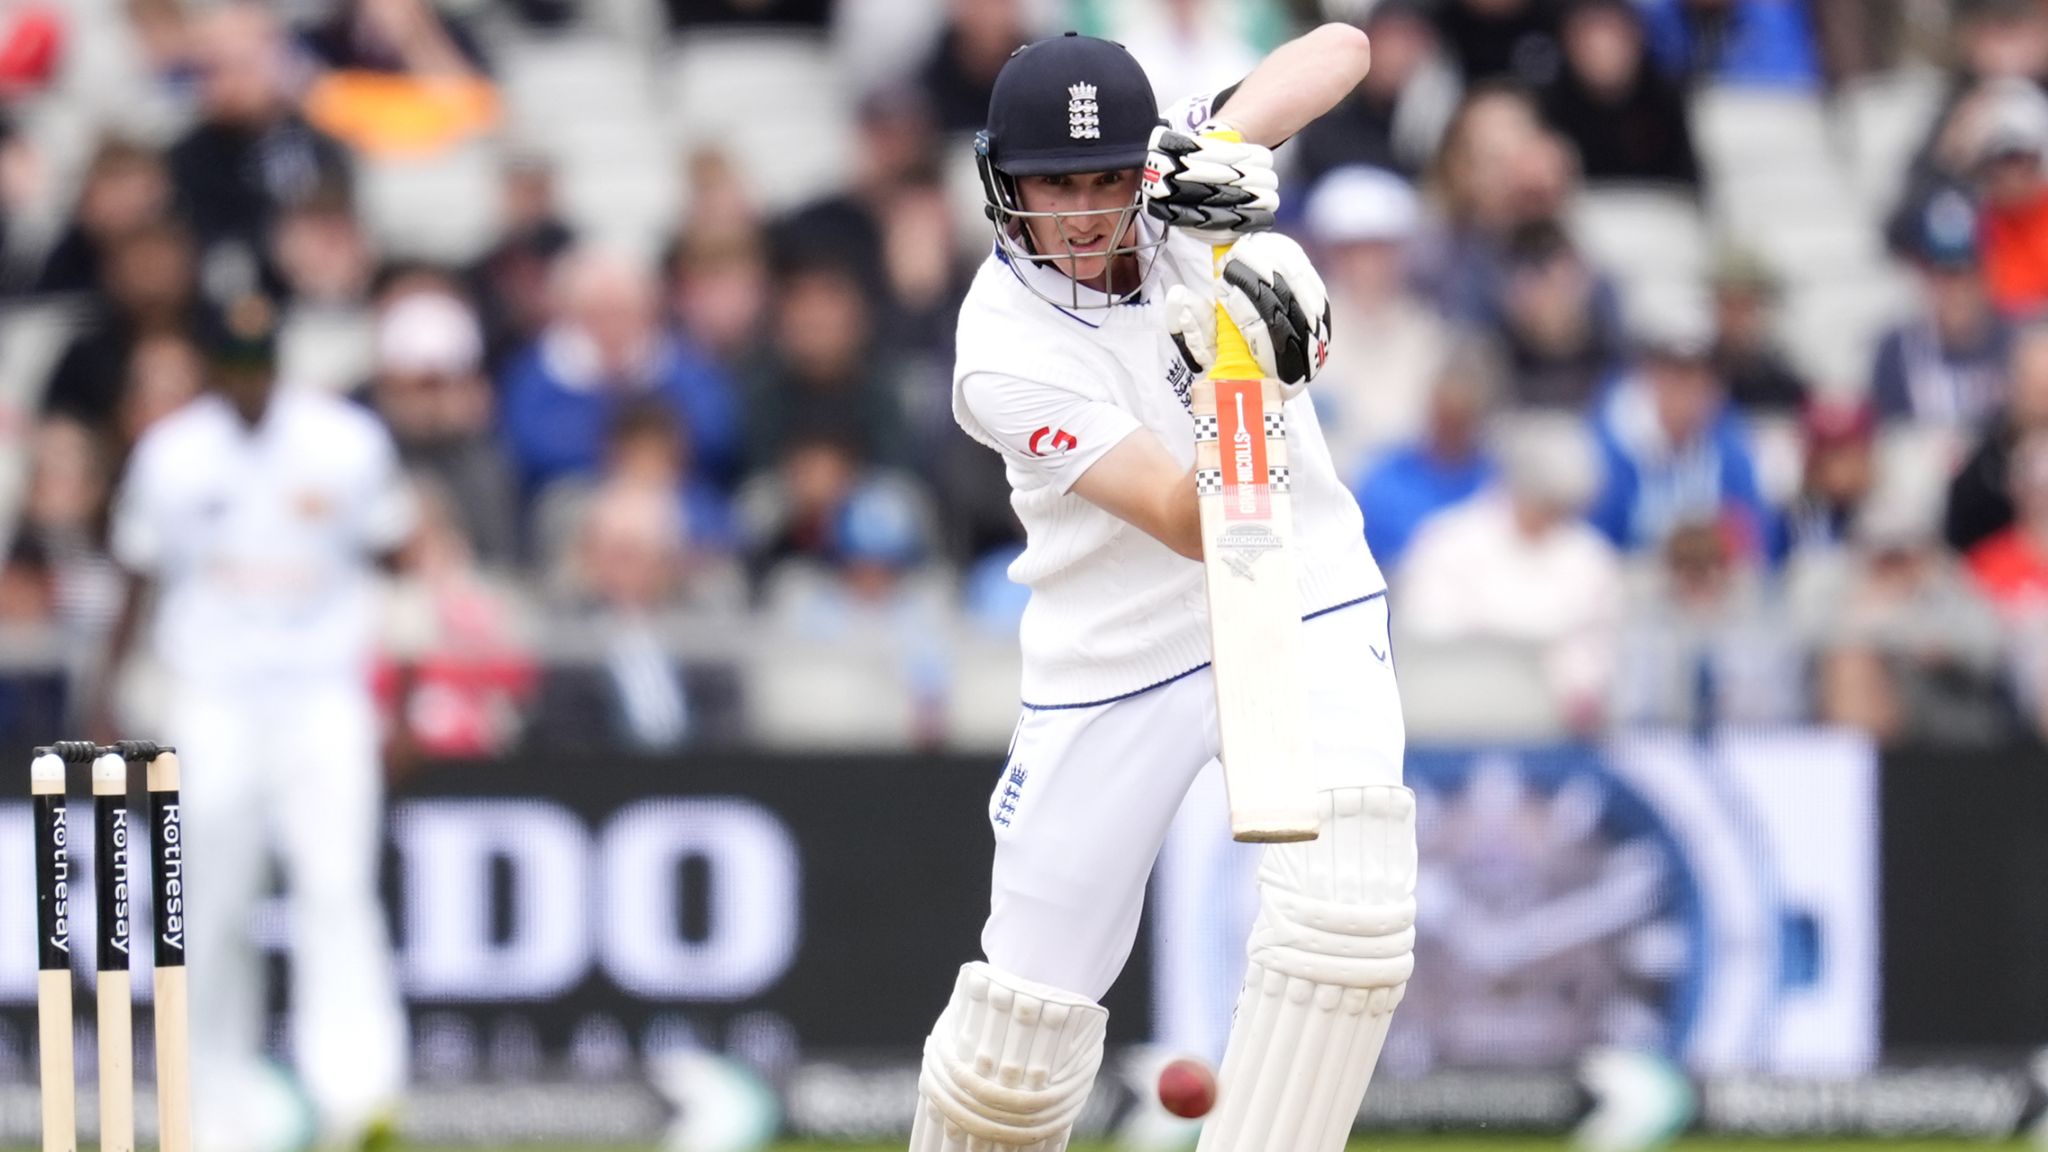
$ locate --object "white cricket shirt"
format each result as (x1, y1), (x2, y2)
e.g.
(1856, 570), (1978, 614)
(952, 217), (1386, 707)
(112, 388), (416, 683)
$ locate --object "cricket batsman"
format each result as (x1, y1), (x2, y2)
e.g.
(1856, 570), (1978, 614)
(915, 26), (1413, 1152)
(97, 292), (412, 1151)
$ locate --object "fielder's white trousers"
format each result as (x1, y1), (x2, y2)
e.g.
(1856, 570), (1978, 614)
(170, 673), (406, 1146)
(982, 593), (1405, 1001)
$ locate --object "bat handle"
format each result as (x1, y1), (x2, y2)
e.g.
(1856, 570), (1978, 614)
(1209, 238), (1261, 381)
(1201, 124), (1265, 384)
(1208, 295), (1262, 382)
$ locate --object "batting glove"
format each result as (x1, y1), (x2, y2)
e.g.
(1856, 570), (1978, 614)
(1142, 122), (1280, 245)
(1163, 232), (1332, 400)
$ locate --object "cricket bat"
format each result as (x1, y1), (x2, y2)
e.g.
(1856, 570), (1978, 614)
(1194, 216), (1318, 844)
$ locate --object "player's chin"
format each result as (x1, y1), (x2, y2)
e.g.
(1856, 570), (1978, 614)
(1058, 252), (1112, 284)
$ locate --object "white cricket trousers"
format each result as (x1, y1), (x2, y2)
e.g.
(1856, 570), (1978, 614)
(982, 593), (1405, 1001)
(169, 674), (406, 1146)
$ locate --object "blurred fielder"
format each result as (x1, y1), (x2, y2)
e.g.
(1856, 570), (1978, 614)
(914, 26), (1415, 1152)
(99, 294), (413, 1152)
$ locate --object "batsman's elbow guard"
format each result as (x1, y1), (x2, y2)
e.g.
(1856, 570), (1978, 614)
(912, 962), (1108, 1152)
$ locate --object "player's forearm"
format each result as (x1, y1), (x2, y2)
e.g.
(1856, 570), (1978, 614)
(1070, 434), (1207, 561)
(1159, 468), (1205, 561)
(1116, 465), (1206, 561)
(1216, 23), (1372, 148)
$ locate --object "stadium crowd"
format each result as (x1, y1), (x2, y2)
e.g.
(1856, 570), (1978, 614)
(1, 0), (2046, 754)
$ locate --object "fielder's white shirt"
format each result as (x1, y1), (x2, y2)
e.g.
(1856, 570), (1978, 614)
(953, 217), (1385, 706)
(112, 388), (416, 683)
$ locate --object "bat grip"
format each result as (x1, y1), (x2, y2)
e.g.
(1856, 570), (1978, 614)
(1203, 123), (1264, 383)
(1208, 290), (1262, 382)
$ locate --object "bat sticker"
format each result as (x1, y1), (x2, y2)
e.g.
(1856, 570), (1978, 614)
(1214, 380), (1270, 521)
(1218, 523), (1282, 580)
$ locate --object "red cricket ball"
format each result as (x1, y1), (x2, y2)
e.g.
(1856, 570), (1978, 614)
(1156, 1056), (1218, 1119)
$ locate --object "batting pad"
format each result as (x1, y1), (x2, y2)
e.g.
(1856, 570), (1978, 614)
(912, 961), (1109, 1152)
(1196, 785), (1417, 1152)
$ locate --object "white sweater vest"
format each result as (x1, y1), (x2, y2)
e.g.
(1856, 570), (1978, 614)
(952, 228), (1385, 706)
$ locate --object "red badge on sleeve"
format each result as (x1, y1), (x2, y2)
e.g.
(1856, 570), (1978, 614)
(1029, 427), (1079, 456)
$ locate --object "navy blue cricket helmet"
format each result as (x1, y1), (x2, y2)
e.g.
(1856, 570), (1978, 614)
(974, 33), (1166, 306)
